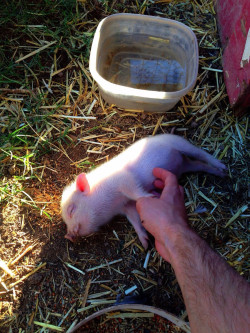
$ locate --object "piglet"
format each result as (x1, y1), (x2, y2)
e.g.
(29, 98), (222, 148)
(61, 134), (226, 249)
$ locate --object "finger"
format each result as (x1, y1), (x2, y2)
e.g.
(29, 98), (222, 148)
(153, 167), (169, 182)
(136, 197), (148, 215)
(153, 168), (180, 201)
(136, 198), (157, 230)
(179, 185), (184, 199)
(153, 168), (179, 188)
(154, 179), (164, 189)
(136, 197), (142, 211)
(139, 213), (158, 238)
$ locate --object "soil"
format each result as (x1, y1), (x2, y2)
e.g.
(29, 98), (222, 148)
(1, 112), (191, 332)
(1, 108), (249, 333)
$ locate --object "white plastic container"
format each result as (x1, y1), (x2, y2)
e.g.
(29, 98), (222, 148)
(89, 13), (198, 112)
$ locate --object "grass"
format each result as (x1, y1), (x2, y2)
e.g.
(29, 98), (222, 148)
(0, 0), (96, 177)
(0, 0), (249, 332)
(0, 1), (69, 164)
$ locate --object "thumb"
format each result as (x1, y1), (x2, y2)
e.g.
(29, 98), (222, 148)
(136, 196), (155, 220)
(136, 197), (158, 235)
(136, 197), (148, 214)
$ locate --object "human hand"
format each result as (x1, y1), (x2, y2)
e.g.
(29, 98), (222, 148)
(136, 168), (189, 263)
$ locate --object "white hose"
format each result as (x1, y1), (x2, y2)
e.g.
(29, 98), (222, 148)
(68, 303), (191, 333)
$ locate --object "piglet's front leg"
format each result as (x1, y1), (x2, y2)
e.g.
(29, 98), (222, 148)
(122, 201), (149, 249)
(121, 172), (154, 201)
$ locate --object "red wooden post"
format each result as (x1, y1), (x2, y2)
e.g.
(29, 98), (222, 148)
(216, 0), (250, 116)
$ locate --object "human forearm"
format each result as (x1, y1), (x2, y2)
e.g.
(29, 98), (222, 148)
(168, 227), (250, 333)
(136, 168), (250, 332)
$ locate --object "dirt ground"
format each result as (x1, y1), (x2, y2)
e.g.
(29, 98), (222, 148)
(1, 113), (190, 332)
(1, 106), (248, 332)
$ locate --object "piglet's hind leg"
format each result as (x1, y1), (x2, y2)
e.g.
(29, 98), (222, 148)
(122, 201), (149, 249)
(182, 156), (227, 177)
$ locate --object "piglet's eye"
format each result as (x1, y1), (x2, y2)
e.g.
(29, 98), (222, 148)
(67, 204), (75, 218)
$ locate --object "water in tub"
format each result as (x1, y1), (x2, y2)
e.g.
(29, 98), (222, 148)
(100, 33), (187, 92)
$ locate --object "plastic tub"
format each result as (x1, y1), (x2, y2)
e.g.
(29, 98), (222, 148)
(89, 13), (198, 112)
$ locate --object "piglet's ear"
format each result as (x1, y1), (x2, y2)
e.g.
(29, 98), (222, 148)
(76, 173), (90, 193)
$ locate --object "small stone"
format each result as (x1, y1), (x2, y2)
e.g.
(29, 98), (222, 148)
(42, 171), (48, 178)
(190, 121), (198, 128)
(8, 165), (20, 176)
(28, 273), (43, 285)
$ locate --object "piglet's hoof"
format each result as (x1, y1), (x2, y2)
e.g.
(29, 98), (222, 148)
(138, 229), (149, 250)
(65, 233), (77, 242)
